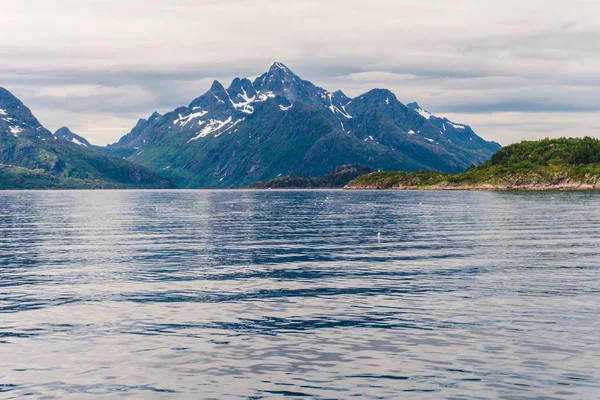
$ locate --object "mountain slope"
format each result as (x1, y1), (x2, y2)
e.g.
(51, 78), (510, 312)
(107, 62), (501, 188)
(0, 88), (174, 189)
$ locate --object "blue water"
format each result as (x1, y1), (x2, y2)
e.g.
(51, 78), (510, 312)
(0, 190), (599, 399)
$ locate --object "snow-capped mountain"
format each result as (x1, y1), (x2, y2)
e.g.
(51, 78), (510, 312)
(0, 87), (173, 188)
(107, 62), (501, 188)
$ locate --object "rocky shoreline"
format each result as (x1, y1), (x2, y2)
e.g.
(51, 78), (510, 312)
(344, 179), (600, 191)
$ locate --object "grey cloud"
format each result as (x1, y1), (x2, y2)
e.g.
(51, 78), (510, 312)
(1, 0), (599, 145)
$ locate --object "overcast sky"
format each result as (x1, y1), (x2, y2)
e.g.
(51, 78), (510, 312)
(1, 0), (599, 145)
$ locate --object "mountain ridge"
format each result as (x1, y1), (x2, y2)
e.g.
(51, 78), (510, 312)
(105, 62), (501, 188)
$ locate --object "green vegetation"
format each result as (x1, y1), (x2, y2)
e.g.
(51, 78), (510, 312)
(347, 170), (450, 188)
(346, 138), (600, 190)
(0, 137), (175, 189)
(0, 165), (132, 189)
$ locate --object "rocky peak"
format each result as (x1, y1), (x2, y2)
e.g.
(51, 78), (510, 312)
(54, 126), (74, 137)
(189, 80), (235, 113)
(253, 62), (302, 91)
(356, 88), (399, 107)
(269, 61), (290, 73)
(332, 90), (351, 105)
(253, 62), (329, 108)
(54, 126), (91, 147)
(208, 80), (229, 99)
(407, 102), (435, 120)
(0, 87), (48, 137)
(148, 111), (162, 122)
(227, 78), (257, 104)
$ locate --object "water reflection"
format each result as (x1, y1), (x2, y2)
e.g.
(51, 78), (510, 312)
(0, 190), (599, 399)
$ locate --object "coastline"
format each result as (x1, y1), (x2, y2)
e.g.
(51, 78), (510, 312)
(344, 181), (600, 191)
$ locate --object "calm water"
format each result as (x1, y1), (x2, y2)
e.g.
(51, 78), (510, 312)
(0, 190), (599, 399)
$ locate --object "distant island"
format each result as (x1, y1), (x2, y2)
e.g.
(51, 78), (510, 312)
(345, 138), (600, 191)
(249, 165), (372, 189)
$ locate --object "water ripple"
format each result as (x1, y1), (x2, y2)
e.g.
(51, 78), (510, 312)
(0, 190), (599, 399)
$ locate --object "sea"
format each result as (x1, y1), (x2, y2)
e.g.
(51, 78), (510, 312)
(0, 190), (598, 399)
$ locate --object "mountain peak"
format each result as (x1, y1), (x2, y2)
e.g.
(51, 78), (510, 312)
(227, 78), (257, 106)
(360, 88), (398, 104)
(55, 126), (73, 135)
(210, 80), (226, 92)
(54, 126), (91, 147)
(0, 87), (25, 108)
(331, 90), (351, 105)
(260, 62), (300, 83)
(0, 87), (15, 98)
(0, 86), (46, 136)
(149, 111), (162, 121)
(407, 102), (434, 120)
(252, 62), (331, 108)
(269, 62), (291, 73)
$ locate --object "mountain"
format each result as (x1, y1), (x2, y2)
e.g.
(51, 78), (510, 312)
(55, 126), (92, 147)
(345, 137), (600, 191)
(53, 126), (133, 159)
(249, 164), (373, 189)
(0, 88), (174, 189)
(106, 62), (501, 188)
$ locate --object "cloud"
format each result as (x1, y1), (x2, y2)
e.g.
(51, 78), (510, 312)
(442, 112), (600, 146)
(1, 0), (598, 145)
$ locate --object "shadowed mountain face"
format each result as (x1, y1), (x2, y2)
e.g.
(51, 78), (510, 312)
(99, 62), (501, 188)
(0, 88), (174, 189)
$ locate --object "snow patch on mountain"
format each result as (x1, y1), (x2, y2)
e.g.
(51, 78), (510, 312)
(327, 93), (353, 119)
(447, 121), (466, 129)
(215, 118), (244, 137)
(187, 117), (233, 142)
(10, 126), (23, 136)
(174, 111), (208, 126)
(415, 108), (432, 119)
(230, 88), (256, 109)
(256, 92), (276, 102)
(71, 137), (87, 147)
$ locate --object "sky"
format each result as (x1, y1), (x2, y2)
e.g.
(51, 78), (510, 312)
(1, 0), (599, 146)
